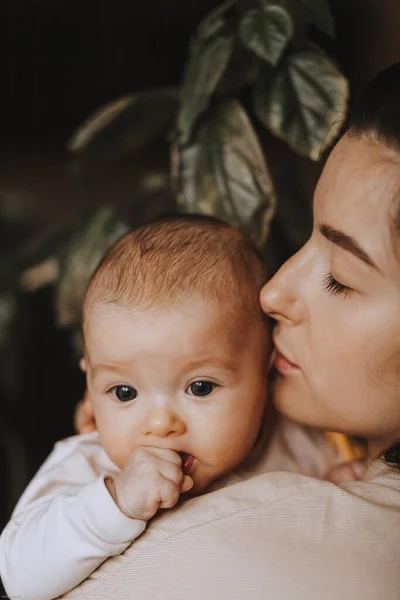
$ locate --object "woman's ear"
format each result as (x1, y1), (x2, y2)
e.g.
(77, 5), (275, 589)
(79, 358), (87, 373)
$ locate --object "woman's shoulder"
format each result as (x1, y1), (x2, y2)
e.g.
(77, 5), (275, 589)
(168, 459), (400, 536)
(342, 458), (400, 506)
(142, 461), (399, 549)
(61, 463), (400, 600)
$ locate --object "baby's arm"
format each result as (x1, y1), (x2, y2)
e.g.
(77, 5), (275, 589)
(0, 437), (145, 600)
(0, 437), (193, 600)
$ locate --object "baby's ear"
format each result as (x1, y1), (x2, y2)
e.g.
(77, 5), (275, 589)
(74, 390), (96, 434)
(83, 390), (94, 415)
(79, 358), (87, 373)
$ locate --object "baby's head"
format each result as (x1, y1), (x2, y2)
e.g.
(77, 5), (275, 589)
(82, 214), (271, 493)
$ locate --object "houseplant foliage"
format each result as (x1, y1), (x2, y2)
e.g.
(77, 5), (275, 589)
(14, 0), (347, 332)
(0, 0), (352, 532)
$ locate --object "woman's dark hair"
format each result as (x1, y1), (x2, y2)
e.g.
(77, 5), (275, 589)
(347, 61), (400, 151)
(347, 62), (400, 468)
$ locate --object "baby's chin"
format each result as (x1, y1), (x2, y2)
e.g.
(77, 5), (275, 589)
(182, 481), (211, 500)
(183, 466), (234, 498)
(183, 475), (210, 498)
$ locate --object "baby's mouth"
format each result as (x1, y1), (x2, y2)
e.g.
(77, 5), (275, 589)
(179, 452), (195, 475)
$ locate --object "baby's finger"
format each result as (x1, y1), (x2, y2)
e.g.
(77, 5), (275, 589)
(158, 478), (181, 509)
(154, 457), (184, 485)
(327, 464), (356, 484)
(351, 459), (368, 480)
(142, 447), (182, 466)
(180, 475), (193, 493)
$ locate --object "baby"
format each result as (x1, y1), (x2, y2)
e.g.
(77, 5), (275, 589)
(0, 214), (272, 599)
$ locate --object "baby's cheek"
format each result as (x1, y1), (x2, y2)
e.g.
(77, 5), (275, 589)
(96, 416), (134, 469)
(208, 418), (261, 471)
(103, 439), (133, 470)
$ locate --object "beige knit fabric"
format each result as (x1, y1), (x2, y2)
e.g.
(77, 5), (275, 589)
(61, 423), (400, 600)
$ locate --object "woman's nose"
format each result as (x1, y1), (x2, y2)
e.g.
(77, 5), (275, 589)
(140, 403), (186, 438)
(260, 257), (306, 326)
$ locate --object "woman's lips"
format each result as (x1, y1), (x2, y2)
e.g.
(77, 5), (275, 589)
(179, 452), (195, 475)
(273, 343), (300, 375)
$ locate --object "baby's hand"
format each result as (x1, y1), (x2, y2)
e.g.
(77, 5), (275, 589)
(325, 459), (368, 484)
(105, 447), (193, 521)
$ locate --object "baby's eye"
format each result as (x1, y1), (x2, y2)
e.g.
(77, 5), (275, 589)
(110, 385), (137, 402)
(186, 381), (217, 398)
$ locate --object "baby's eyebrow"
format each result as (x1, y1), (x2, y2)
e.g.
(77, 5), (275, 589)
(184, 358), (240, 374)
(90, 363), (131, 378)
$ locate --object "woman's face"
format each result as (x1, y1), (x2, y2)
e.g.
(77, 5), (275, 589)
(260, 134), (400, 454)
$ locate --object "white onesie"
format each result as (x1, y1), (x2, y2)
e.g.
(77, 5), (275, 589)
(0, 432), (145, 600)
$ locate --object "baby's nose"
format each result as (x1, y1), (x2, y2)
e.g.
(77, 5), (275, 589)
(140, 405), (186, 437)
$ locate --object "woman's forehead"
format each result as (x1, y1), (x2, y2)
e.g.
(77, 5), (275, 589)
(315, 135), (400, 273)
(317, 136), (399, 213)
(320, 135), (400, 194)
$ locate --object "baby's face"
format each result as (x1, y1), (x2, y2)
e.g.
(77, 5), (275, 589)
(84, 297), (270, 493)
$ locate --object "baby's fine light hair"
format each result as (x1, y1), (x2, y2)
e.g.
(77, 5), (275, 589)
(83, 214), (269, 333)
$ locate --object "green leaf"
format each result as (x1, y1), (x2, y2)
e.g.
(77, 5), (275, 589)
(197, 0), (237, 41)
(178, 34), (234, 145)
(253, 50), (348, 160)
(239, 3), (293, 66)
(68, 89), (179, 171)
(216, 45), (260, 95)
(175, 99), (276, 248)
(297, 0), (335, 38)
(55, 207), (129, 327)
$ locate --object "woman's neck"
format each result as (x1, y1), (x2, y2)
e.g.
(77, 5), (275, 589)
(368, 432), (399, 460)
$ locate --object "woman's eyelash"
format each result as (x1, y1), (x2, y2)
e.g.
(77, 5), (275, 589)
(323, 273), (353, 297)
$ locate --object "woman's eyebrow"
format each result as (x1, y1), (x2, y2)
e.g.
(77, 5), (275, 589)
(318, 223), (380, 272)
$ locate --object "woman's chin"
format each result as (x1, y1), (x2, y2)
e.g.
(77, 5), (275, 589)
(273, 382), (340, 432)
(273, 375), (318, 425)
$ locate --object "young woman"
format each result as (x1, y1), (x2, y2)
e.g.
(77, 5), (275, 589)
(62, 64), (400, 600)
(261, 62), (400, 468)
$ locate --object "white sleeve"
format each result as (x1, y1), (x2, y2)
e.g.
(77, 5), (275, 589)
(0, 439), (146, 600)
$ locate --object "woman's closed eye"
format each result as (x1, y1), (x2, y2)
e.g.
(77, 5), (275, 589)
(186, 381), (218, 398)
(108, 385), (138, 402)
(323, 273), (354, 298)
